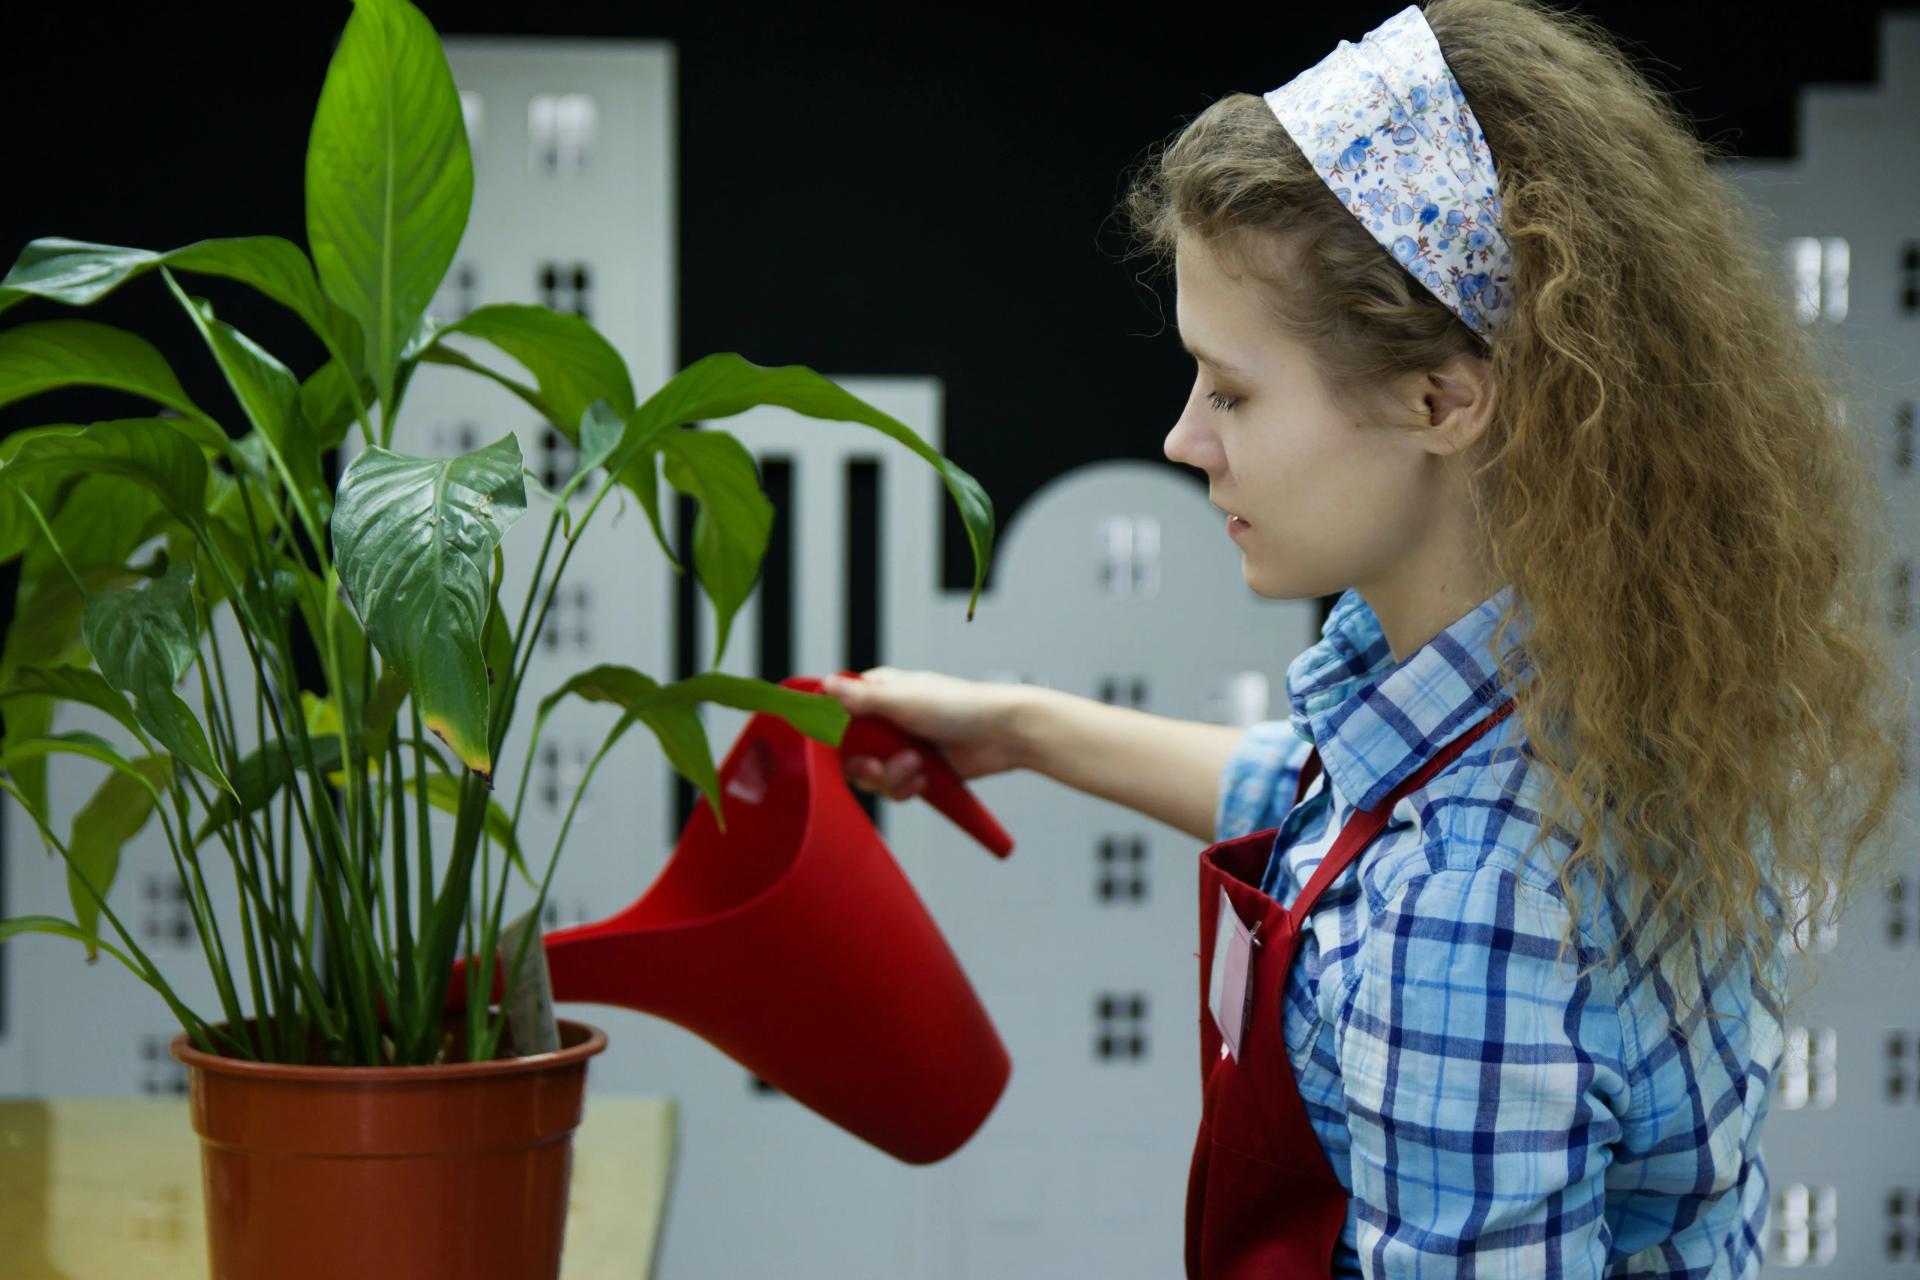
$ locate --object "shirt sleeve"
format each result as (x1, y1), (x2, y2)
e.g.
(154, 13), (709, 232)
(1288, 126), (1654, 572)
(1335, 862), (1628, 1279)
(1214, 720), (1314, 841)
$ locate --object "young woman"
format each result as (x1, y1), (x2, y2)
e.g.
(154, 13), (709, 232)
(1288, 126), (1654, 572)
(817, 1), (1906, 1274)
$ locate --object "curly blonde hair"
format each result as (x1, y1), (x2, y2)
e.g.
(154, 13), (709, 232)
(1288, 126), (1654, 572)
(1118, 0), (1910, 1016)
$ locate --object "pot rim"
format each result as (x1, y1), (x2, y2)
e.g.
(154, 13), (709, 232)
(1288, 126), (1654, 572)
(169, 1016), (608, 1081)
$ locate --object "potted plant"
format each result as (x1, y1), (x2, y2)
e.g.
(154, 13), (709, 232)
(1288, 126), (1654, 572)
(0, 0), (996, 1274)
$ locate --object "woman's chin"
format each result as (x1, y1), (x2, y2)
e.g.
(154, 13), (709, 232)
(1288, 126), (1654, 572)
(1241, 560), (1291, 600)
(1240, 557), (1322, 603)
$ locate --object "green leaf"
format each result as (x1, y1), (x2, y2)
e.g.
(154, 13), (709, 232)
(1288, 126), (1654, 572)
(657, 430), (771, 669)
(0, 697), (55, 845)
(66, 753), (174, 957)
(0, 914), (148, 978)
(416, 341), (540, 410)
(0, 320), (225, 449)
(299, 356), (377, 453)
(613, 453), (677, 575)
(364, 669), (410, 758)
(597, 701), (723, 835)
(540, 666), (848, 743)
(194, 733), (345, 847)
(1, 419), (209, 536)
(535, 667), (850, 838)
(626, 704), (724, 832)
(306, 0), (472, 422)
(224, 432), (285, 503)
(557, 397), (625, 506)
(0, 731), (160, 792)
(418, 326), (639, 548)
(608, 354), (998, 636)
(428, 305), (635, 446)
(159, 275), (330, 527)
(421, 772), (531, 889)
(0, 550), (146, 822)
(0, 236), (362, 371)
(328, 588), (374, 729)
(13, 740), (179, 970)
(37, 473), (170, 573)
(285, 567), (379, 763)
(331, 436), (526, 777)
(0, 240), (164, 317)
(533, 671), (714, 821)
(360, 766), (529, 884)
(0, 426), (83, 563)
(518, 465), (569, 534)
(164, 237), (365, 365)
(190, 464), (273, 611)
(80, 562), (233, 795)
(482, 569), (512, 694)
(0, 667), (144, 742)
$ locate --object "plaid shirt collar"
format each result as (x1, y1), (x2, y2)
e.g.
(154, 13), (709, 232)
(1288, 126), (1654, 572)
(1285, 584), (1529, 813)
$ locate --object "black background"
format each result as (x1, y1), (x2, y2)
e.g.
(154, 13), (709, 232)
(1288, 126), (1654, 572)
(2, 1), (1910, 601)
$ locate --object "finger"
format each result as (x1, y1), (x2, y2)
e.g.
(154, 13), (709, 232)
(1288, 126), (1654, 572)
(884, 750), (921, 790)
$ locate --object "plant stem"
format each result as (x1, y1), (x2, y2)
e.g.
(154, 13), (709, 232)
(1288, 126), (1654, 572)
(221, 475), (370, 1046)
(246, 811), (301, 1060)
(283, 784), (319, 1058)
(355, 632), (389, 970)
(495, 491), (601, 772)
(310, 575), (389, 1045)
(151, 806), (250, 1058)
(497, 507), (566, 750)
(409, 700), (434, 961)
(224, 486), (315, 1055)
(162, 772), (255, 1057)
(478, 711), (628, 1060)
(403, 767), (489, 1062)
(469, 830), (490, 1059)
(200, 616), (295, 1047)
(202, 505), (385, 1060)
(12, 490), (87, 596)
(389, 729), (417, 1043)
(178, 764), (285, 1047)
(187, 653), (274, 1047)
(324, 339), (377, 453)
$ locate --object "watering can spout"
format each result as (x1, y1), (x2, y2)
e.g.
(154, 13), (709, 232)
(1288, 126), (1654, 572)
(450, 672), (1015, 1164)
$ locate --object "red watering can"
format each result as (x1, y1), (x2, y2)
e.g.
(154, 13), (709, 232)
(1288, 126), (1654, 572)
(449, 671), (1016, 1164)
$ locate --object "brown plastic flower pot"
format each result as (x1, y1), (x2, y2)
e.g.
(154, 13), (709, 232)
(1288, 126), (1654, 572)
(170, 1015), (607, 1279)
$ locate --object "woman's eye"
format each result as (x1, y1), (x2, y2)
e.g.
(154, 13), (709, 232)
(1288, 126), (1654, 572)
(1207, 391), (1239, 412)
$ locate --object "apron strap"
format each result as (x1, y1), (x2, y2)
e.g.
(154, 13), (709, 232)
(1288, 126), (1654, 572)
(1284, 699), (1516, 933)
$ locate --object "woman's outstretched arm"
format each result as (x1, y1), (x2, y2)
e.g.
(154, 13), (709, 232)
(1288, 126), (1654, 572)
(1010, 686), (1249, 843)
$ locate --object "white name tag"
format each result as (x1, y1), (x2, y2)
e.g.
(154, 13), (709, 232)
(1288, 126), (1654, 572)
(1207, 885), (1259, 1062)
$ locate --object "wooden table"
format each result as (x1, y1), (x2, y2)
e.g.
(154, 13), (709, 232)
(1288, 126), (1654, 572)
(0, 1096), (677, 1279)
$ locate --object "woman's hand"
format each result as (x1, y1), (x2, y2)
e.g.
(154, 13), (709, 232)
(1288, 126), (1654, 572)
(817, 667), (1032, 800)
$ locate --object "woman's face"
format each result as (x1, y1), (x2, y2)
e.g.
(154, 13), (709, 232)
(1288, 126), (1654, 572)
(1162, 233), (1451, 604)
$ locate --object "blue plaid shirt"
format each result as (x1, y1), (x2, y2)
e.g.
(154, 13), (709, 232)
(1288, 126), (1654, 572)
(1214, 586), (1784, 1278)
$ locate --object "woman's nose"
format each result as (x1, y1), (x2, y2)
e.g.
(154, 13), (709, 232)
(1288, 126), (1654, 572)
(1163, 419), (1185, 465)
(1164, 403), (1195, 463)
(1164, 404), (1210, 468)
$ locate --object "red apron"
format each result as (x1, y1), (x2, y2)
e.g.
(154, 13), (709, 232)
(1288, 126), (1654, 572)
(1185, 699), (1515, 1278)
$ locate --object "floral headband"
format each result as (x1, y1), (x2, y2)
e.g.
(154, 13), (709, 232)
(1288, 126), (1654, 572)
(1264, 4), (1514, 340)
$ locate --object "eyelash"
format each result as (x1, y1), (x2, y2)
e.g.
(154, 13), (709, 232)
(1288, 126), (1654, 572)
(1207, 391), (1239, 412)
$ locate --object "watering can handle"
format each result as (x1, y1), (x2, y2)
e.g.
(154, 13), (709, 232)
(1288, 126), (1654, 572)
(783, 672), (1015, 859)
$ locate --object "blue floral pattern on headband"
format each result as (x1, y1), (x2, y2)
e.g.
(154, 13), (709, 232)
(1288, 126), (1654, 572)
(1264, 4), (1514, 340)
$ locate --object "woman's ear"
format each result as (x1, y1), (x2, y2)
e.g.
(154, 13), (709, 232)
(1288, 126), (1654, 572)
(1420, 352), (1496, 456)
